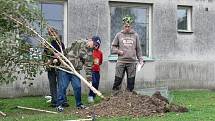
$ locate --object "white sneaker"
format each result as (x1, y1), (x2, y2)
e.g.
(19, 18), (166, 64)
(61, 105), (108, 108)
(88, 96), (94, 103)
(77, 104), (88, 109)
(45, 96), (52, 103)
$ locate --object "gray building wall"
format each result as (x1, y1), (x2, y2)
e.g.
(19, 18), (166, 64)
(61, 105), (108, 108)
(67, 0), (215, 91)
(1, 0), (215, 98)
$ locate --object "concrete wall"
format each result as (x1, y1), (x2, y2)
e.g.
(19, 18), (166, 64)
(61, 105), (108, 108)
(0, 73), (50, 98)
(1, 0), (215, 98)
(67, 0), (215, 91)
(152, 0), (215, 89)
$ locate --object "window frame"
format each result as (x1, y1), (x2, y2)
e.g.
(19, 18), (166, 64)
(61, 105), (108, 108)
(109, 2), (152, 61)
(177, 5), (192, 33)
(39, 0), (68, 46)
(27, 0), (67, 60)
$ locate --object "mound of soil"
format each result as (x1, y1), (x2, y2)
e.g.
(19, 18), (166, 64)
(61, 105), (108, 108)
(72, 91), (188, 118)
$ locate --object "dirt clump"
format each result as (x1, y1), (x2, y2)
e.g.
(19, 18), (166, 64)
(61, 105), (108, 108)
(72, 91), (188, 118)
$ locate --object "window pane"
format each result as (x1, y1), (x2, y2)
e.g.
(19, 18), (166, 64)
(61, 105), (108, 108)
(23, 2), (65, 59)
(24, 36), (41, 46)
(110, 6), (149, 56)
(132, 8), (147, 23)
(41, 3), (64, 37)
(177, 8), (187, 30)
(133, 23), (148, 56)
(41, 3), (64, 20)
(43, 20), (64, 36)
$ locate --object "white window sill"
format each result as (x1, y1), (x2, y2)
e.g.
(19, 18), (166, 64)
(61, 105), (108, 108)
(177, 30), (193, 33)
(108, 55), (155, 62)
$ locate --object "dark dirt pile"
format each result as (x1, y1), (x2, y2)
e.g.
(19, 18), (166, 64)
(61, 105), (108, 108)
(72, 91), (188, 118)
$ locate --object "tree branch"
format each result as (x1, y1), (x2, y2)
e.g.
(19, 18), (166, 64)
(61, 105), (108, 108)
(3, 13), (104, 98)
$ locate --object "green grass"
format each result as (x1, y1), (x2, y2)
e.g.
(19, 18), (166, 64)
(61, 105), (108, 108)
(1, 90), (215, 121)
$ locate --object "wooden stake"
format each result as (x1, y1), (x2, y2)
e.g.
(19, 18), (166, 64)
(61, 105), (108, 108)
(0, 111), (6, 117)
(64, 119), (92, 121)
(17, 106), (58, 114)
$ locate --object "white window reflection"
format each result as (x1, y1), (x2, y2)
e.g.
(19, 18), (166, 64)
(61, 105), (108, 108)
(177, 6), (192, 31)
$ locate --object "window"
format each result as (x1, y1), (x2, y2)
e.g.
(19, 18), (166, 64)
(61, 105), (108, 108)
(177, 6), (192, 32)
(27, 1), (65, 46)
(110, 3), (151, 57)
(26, 1), (66, 60)
(41, 3), (64, 36)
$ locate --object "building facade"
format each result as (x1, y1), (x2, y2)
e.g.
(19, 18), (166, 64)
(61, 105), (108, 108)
(1, 0), (215, 97)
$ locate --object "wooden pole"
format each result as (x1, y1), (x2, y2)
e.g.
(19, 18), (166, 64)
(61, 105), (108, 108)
(74, 71), (104, 98)
(50, 65), (104, 98)
(64, 119), (92, 121)
(17, 106), (58, 114)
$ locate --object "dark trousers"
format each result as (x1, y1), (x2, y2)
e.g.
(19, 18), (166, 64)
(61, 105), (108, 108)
(47, 68), (57, 105)
(89, 71), (100, 98)
(112, 62), (136, 91)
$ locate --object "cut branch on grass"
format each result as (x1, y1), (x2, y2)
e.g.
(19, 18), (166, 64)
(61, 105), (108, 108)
(17, 106), (58, 114)
(3, 12), (104, 99)
(64, 119), (93, 121)
(0, 111), (6, 117)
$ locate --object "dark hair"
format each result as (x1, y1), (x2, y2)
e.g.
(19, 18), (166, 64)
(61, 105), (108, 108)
(48, 27), (58, 35)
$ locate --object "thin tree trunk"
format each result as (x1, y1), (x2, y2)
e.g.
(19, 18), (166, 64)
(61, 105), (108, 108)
(17, 106), (58, 114)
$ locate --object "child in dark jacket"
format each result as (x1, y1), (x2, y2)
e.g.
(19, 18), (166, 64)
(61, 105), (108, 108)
(44, 27), (65, 107)
(88, 36), (103, 103)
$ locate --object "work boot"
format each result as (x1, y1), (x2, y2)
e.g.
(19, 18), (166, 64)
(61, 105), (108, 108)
(127, 77), (135, 91)
(112, 76), (123, 90)
(112, 90), (120, 96)
(62, 103), (70, 107)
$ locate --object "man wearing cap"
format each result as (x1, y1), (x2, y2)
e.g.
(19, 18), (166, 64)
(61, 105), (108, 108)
(56, 37), (95, 111)
(111, 15), (144, 94)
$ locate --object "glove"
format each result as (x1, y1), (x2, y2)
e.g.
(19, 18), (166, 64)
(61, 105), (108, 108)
(140, 61), (144, 68)
(86, 76), (92, 86)
(53, 59), (58, 63)
(54, 53), (60, 58)
(117, 50), (124, 56)
(86, 76), (92, 82)
(46, 59), (52, 65)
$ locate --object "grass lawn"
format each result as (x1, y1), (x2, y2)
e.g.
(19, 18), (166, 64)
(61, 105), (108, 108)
(1, 90), (215, 121)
